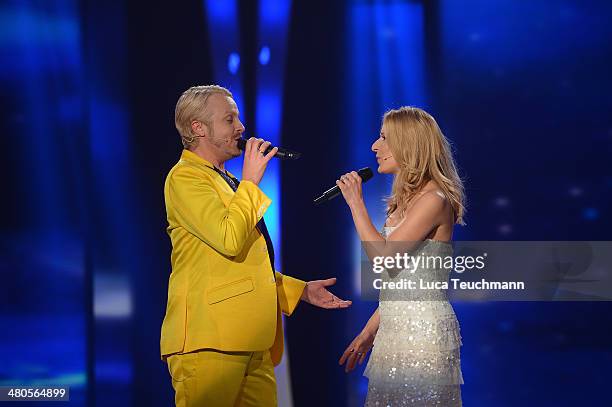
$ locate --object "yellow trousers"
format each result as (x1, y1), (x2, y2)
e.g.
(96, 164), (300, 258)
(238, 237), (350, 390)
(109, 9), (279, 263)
(167, 349), (277, 407)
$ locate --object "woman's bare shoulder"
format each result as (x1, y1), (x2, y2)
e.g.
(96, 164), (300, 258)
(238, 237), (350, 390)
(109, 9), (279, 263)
(419, 181), (448, 201)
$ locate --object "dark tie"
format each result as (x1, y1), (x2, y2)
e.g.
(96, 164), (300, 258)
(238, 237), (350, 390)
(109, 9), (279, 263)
(213, 168), (276, 277)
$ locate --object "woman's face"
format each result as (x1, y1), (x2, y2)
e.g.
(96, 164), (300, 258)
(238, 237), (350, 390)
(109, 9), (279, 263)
(371, 124), (400, 174)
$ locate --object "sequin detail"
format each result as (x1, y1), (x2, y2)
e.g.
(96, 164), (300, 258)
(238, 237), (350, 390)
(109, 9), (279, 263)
(363, 227), (463, 406)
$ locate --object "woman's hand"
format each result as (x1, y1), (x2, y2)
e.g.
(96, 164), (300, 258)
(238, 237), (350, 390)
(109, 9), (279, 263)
(336, 171), (364, 208)
(339, 330), (375, 373)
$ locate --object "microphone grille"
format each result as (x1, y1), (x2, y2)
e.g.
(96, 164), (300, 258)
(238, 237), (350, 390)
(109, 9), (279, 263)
(357, 167), (374, 182)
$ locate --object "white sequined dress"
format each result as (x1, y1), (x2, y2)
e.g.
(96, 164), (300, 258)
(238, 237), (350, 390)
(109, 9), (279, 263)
(363, 226), (463, 406)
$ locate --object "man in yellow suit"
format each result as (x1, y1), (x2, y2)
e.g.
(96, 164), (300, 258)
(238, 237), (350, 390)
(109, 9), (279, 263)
(161, 85), (351, 407)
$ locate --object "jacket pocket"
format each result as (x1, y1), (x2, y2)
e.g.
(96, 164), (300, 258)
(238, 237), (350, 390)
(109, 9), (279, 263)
(207, 277), (254, 305)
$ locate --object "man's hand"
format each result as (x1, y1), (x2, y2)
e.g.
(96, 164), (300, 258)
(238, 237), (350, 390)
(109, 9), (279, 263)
(300, 278), (352, 309)
(242, 137), (278, 185)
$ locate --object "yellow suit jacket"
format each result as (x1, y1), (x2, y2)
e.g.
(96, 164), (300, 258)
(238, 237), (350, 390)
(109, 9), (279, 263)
(160, 149), (306, 366)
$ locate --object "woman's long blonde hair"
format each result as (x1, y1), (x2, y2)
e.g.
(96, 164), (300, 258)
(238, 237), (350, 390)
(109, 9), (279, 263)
(384, 106), (466, 225)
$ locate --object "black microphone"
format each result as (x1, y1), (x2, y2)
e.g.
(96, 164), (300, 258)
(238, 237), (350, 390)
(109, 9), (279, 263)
(237, 138), (301, 160)
(313, 167), (374, 205)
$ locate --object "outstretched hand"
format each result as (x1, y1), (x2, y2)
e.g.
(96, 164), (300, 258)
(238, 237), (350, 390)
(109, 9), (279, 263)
(300, 278), (352, 309)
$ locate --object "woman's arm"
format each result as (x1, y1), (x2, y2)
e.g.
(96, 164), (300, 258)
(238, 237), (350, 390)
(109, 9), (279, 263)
(339, 307), (380, 373)
(347, 199), (385, 243)
(361, 306), (380, 336)
(386, 192), (447, 243)
(337, 171), (448, 258)
(336, 172), (386, 263)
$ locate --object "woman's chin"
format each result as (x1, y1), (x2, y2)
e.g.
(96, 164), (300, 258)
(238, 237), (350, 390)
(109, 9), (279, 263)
(377, 164), (390, 174)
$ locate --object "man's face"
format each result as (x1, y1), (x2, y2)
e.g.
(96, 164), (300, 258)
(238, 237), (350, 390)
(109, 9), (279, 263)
(200, 93), (245, 159)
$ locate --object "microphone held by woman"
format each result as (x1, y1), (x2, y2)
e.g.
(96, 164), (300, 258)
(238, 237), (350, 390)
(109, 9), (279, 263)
(313, 167), (374, 205)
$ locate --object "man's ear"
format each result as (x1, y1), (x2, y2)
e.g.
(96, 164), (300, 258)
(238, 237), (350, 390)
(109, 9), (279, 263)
(191, 120), (206, 138)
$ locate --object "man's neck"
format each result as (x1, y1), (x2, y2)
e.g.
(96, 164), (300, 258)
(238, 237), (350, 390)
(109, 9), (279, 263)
(190, 147), (226, 171)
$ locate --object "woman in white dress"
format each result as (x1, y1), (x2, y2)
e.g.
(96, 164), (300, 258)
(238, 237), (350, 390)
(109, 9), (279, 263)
(336, 106), (466, 406)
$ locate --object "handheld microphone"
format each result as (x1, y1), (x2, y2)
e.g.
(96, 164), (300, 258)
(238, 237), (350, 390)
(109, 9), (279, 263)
(313, 167), (374, 206)
(237, 138), (301, 160)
